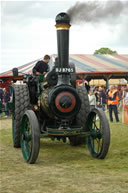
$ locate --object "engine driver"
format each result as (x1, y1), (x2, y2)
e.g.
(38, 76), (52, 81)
(32, 55), (50, 76)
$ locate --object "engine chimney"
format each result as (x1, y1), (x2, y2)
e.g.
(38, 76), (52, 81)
(55, 12), (71, 69)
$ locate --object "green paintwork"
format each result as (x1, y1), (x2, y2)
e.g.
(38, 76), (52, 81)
(40, 127), (91, 138)
(90, 127), (101, 139)
(39, 74), (45, 83)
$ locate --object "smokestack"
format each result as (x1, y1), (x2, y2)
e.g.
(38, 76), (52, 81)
(55, 12), (71, 69)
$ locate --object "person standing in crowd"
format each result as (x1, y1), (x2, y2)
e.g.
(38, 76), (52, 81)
(98, 86), (106, 111)
(94, 86), (99, 106)
(88, 89), (96, 110)
(107, 85), (120, 122)
(123, 88), (128, 105)
(3, 88), (10, 117)
(0, 87), (3, 114)
(32, 55), (50, 76)
(118, 86), (126, 110)
(85, 83), (90, 93)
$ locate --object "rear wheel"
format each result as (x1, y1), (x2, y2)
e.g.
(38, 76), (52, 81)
(21, 110), (40, 164)
(12, 84), (30, 148)
(86, 108), (110, 159)
(69, 86), (90, 146)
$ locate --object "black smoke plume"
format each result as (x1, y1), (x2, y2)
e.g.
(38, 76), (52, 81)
(67, 1), (128, 24)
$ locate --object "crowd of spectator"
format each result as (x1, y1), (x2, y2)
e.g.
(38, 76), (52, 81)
(86, 83), (128, 122)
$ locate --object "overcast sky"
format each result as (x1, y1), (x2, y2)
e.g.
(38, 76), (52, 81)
(1, 0), (128, 73)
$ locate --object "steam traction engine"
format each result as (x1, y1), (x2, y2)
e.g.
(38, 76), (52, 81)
(11, 13), (110, 164)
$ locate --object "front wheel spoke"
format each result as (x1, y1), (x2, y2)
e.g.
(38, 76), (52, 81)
(93, 120), (99, 131)
(92, 120), (97, 129)
(96, 138), (101, 153)
(24, 141), (31, 156)
(27, 141), (32, 152)
(93, 139), (98, 153)
(91, 137), (95, 150)
(97, 129), (103, 138)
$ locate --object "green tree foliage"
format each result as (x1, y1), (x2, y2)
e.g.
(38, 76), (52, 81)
(94, 48), (117, 54)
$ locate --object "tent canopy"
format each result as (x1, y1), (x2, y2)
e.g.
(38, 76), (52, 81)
(0, 54), (128, 81)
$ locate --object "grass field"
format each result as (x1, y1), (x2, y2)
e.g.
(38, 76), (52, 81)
(0, 114), (128, 193)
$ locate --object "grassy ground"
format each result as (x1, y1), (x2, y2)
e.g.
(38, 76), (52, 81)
(0, 113), (128, 193)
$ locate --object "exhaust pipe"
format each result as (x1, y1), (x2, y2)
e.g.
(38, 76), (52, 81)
(56, 13), (71, 68)
(55, 12), (71, 85)
(55, 12), (71, 69)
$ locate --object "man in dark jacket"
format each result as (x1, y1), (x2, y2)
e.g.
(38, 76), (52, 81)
(32, 55), (50, 75)
(98, 86), (106, 111)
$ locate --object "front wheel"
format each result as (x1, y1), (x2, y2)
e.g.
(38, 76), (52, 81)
(86, 108), (110, 159)
(20, 110), (40, 164)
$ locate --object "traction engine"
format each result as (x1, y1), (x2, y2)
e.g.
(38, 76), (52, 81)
(11, 13), (110, 164)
